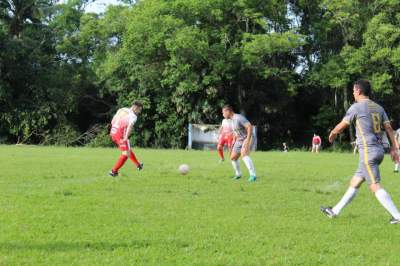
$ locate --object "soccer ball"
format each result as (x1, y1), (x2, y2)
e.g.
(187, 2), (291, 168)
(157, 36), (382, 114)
(178, 164), (190, 175)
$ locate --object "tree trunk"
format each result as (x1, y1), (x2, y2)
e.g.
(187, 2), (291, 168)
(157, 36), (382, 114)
(237, 84), (245, 115)
(343, 86), (354, 142)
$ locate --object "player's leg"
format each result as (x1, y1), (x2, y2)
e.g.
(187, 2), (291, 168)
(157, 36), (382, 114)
(366, 153), (400, 223)
(371, 182), (400, 223)
(110, 138), (129, 176)
(227, 135), (234, 154)
(230, 141), (242, 179)
(217, 137), (225, 162)
(127, 141), (143, 170)
(330, 176), (363, 216)
(321, 161), (365, 218)
(240, 140), (256, 182)
(395, 149), (400, 172)
(311, 144), (315, 153)
(316, 144), (320, 153)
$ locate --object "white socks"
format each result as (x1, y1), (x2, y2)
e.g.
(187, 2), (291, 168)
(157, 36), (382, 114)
(231, 160), (241, 176)
(242, 156), (256, 176)
(395, 163), (399, 171)
(332, 187), (358, 215)
(332, 187), (400, 219)
(375, 189), (400, 220)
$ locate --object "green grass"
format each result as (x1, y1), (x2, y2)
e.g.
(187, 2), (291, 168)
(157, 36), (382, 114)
(1, 145), (400, 265)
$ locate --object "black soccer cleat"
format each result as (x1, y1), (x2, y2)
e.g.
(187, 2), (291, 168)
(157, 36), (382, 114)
(390, 217), (400, 224)
(320, 206), (336, 218)
(109, 170), (118, 177)
(137, 163), (143, 171)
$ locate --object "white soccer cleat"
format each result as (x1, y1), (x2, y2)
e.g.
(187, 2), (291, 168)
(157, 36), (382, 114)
(320, 206), (337, 218)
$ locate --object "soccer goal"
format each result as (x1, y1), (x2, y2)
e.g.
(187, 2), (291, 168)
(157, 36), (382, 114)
(187, 123), (257, 151)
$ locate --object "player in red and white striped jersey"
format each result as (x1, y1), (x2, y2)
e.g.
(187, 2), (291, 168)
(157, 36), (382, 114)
(109, 101), (143, 177)
(217, 118), (234, 162)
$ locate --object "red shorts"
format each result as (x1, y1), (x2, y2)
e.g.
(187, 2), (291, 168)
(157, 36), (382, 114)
(218, 134), (234, 147)
(111, 135), (130, 151)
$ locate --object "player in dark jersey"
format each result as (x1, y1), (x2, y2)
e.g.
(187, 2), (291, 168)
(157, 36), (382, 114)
(321, 80), (400, 224)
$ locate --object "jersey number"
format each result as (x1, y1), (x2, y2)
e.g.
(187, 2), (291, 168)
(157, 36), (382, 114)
(371, 113), (381, 133)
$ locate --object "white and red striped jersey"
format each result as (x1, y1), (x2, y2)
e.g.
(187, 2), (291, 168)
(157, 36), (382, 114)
(110, 108), (137, 140)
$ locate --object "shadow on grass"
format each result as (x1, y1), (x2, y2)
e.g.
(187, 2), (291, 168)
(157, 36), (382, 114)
(0, 240), (189, 251)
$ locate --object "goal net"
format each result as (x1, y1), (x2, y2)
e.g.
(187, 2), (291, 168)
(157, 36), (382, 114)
(187, 123), (257, 151)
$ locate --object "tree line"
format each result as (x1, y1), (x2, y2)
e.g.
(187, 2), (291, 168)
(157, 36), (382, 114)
(1, 0), (400, 149)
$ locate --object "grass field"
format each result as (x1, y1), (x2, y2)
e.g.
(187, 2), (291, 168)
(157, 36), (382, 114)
(1, 145), (400, 265)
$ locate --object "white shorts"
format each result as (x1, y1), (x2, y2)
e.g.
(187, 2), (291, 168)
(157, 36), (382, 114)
(312, 144), (321, 149)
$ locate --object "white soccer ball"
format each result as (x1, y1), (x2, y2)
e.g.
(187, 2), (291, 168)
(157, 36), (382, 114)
(178, 164), (190, 175)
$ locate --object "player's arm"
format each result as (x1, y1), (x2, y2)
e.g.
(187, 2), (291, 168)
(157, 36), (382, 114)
(243, 123), (253, 151)
(123, 122), (134, 141)
(331, 104), (356, 143)
(384, 122), (400, 162)
(328, 120), (349, 143)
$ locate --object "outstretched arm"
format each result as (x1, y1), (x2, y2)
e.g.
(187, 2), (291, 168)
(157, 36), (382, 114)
(329, 121), (349, 143)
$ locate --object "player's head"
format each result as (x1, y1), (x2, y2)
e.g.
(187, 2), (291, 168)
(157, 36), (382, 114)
(222, 105), (234, 119)
(131, 101), (143, 114)
(353, 80), (371, 101)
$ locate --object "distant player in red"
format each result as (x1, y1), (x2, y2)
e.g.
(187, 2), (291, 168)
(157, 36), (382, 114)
(217, 118), (234, 162)
(311, 134), (322, 153)
(109, 101), (143, 177)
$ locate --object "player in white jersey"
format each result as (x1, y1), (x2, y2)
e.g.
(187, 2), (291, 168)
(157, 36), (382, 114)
(222, 105), (257, 182)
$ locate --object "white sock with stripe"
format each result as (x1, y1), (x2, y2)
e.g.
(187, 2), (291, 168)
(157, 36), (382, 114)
(231, 160), (241, 176)
(375, 189), (400, 220)
(332, 187), (358, 215)
(242, 156), (256, 176)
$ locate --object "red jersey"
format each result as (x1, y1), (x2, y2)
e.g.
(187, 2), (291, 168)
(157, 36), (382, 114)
(312, 136), (321, 145)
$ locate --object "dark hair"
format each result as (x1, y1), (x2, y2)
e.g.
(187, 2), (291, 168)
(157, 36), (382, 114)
(354, 80), (371, 96)
(132, 101), (143, 108)
(222, 104), (234, 112)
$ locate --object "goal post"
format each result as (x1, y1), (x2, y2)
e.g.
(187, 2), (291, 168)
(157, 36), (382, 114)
(188, 123), (257, 151)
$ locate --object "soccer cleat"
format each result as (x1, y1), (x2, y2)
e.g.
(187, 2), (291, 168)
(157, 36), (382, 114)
(220, 159), (225, 163)
(137, 163), (143, 171)
(320, 206), (336, 218)
(390, 217), (400, 224)
(109, 170), (118, 177)
(394, 170), (399, 173)
(248, 175), (257, 182)
(232, 174), (242, 180)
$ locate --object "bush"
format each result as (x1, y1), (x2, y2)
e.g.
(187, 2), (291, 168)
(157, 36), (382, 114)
(41, 124), (81, 146)
(87, 126), (114, 148)
(325, 142), (353, 153)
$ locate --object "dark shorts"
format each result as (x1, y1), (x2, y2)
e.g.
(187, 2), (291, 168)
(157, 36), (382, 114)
(354, 147), (384, 184)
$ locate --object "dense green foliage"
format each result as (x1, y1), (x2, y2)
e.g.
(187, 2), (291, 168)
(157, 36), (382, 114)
(1, 146), (400, 264)
(1, 0), (400, 149)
